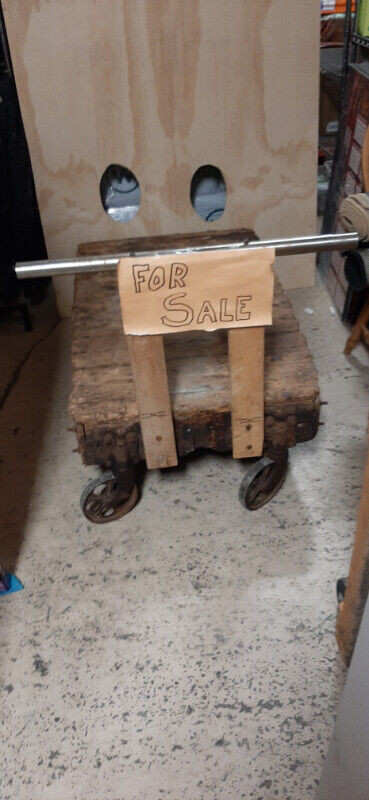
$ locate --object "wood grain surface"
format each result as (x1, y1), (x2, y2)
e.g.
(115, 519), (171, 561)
(2, 1), (319, 313)
(126, 335), (178, 469)
(229, 327), (265, 458)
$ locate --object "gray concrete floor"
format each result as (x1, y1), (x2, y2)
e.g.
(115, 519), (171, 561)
(1, 278), (369, 799)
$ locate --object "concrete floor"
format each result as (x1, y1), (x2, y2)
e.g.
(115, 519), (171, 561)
(1, 278), (369, 799)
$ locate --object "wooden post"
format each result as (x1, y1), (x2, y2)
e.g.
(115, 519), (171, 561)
(336, 417), (369, 665)
(228, 327), (265, 458)
(344, 296), (369, 355)
(127, 335), (178, 470)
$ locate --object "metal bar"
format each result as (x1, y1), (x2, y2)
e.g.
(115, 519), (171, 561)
(15, 231), (360, 279)
(249, 232), (359, 256)
(352, 0), (360, 61)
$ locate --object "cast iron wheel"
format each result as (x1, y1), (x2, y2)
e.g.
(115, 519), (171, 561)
(80, 471), (138, 523)
(239, 454), (288, 511)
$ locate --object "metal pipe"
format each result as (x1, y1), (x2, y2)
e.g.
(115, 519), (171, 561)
(15, 231), (360, 279)
(249, 232), (359, 256)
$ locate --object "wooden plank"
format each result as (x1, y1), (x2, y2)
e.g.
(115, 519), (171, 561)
(118, 255), (177, 469)
(228, 327), (264, 458)
(336, 418), (369, 665)
(69, 338), (317, 424)
(78, 229), (256, 257)
(2, 0), (319, 315)
(127, 335), (177, 469)
(344, 296), (369, 355)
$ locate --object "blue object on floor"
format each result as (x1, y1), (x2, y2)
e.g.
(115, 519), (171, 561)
(0, 573), (23, 596)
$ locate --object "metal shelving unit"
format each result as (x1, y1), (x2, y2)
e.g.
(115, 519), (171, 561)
(329, 1), (369, 114)
(352, 32), (369, 48)
(351, 2), (369, 60)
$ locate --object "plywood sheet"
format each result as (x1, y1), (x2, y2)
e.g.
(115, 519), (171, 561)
(2, 0), (320, 314)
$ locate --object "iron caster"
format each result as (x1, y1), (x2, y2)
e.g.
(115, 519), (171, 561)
(80, 471), (138, 523)
(238, 452), (288, 510)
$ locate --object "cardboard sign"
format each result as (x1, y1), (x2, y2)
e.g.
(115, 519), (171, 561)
(118, 247), (275, 336)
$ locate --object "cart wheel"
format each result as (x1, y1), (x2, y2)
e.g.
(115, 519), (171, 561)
(80, 471), (138, 523)
(239, 452), (288, 510)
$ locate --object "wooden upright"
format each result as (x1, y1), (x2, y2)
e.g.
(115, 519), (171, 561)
(127, 335), (177, 469)
(229, 328), (265, 458)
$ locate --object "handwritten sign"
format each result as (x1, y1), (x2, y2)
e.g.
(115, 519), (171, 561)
(118, 246), (275, 336)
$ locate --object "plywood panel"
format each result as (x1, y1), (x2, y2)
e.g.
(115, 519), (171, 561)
(3, 0), (320, 314)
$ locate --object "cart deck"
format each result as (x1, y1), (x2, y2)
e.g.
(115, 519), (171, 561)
(69, 231), (320, 519)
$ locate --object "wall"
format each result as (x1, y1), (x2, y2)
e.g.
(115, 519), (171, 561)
(3, 0), (320, 315)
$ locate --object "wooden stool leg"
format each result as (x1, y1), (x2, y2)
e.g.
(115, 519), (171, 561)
(127, 335), (177, 470)
(344, 296), (369, 355)
(336, 432), (369, 665)
(228, 327), (264, 458)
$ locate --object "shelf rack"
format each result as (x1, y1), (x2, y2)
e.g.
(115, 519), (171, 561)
(352, 32), (369, 49)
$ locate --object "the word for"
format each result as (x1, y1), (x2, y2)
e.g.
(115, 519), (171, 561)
(132, 262), (188, 293)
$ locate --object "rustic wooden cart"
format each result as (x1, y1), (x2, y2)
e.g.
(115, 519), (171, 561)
(69, 229), (320, 522)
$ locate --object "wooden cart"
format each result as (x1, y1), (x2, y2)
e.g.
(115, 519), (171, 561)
(69, 229), (320, 522)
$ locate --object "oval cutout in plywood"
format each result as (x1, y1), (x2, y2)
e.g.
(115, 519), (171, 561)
(190, 164), (226, 222)
(100, 164), (140, 223)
